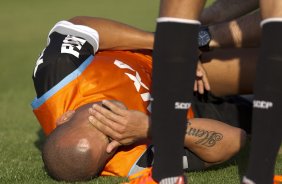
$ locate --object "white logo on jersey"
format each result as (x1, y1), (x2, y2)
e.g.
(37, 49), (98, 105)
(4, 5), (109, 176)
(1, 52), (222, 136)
(61, 35), (86, 58)
(114, 60), (151, 112)
(33, 49), (45, 77)
(125, 72), (149, 91)
(141, 92), (151, 101)
(253, 100), (273, 109)
(114, 60), (134, 71)
(175, 102), (191, 110)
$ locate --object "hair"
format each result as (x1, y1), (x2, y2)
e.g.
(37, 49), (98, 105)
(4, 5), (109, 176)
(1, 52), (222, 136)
(42, 103), (110, 182)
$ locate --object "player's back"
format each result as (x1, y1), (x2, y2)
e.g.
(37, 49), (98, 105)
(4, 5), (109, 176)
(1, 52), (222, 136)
(32, 50), (152, 135)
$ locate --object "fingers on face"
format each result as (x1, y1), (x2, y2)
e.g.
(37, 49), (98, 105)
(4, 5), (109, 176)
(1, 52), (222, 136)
(106, 141), (121, 153)
(88, 109), (126, 139)
(102, 100), (127, 116)
(89, 103), (120, 122)
(88, 114), (117, 139)
(89, 109), (113, 128)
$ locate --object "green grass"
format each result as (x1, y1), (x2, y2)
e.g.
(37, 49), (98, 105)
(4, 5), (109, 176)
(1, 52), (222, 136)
(0, 0), (281, 183)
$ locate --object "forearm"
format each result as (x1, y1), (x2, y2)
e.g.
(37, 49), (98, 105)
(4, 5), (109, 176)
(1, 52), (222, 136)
(209, 10), (261, 48)
(200, 0), (259, 25)
(69, 16), (154, 50)
(147, 116), (246, 163)
(184, 118), (246, 163)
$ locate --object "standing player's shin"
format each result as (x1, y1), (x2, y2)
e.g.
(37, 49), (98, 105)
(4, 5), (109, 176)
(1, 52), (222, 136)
(151, 18), (200, 182)
(244, 19), (282, 184)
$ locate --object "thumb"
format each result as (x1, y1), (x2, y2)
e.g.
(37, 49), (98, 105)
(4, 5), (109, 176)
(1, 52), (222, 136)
(106, 140), (122, 153)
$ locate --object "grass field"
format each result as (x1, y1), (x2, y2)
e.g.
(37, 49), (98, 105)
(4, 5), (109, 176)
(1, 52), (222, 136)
(0, 0), (281, 183)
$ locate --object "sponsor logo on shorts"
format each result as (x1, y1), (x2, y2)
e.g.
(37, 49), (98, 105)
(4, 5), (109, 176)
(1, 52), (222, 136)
(253, 100), (273, 109)
(61, 35), (86, 58)
(175, 102), (191, 110)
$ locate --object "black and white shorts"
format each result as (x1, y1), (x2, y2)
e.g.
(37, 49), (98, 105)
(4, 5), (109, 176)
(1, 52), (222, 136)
(32, 21), (99, 98)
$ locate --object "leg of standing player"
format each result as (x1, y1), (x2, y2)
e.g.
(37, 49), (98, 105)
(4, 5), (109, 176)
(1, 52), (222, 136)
(243, 1), (282, 184)
(151, 0), (206, 183)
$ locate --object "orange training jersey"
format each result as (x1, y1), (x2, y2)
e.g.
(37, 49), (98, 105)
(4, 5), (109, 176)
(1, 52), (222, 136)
(32, 49), (153, 176)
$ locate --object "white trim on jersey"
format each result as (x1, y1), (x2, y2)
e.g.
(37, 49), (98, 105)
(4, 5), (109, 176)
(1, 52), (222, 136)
(261, 17), (282, 27)
(157, 17), (200, 25)
(49, 20), (99, 53)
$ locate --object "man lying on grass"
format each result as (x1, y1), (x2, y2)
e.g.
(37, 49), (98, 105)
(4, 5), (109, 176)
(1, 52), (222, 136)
(32, 16), (253, 182)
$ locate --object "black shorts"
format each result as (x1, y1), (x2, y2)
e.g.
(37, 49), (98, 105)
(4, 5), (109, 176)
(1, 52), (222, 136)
(32, 21), (99, 98)
(192, 92), (252, 134)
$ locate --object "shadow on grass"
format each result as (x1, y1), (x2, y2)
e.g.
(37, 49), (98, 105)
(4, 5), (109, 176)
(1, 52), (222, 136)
(34, 128), (46, 151)
(201, 139), (250, 180)
(236, 140), (250, 180)
(33, 128), (50, 180)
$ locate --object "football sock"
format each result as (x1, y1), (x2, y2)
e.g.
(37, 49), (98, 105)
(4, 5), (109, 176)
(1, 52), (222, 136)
(244, 19), (282, 184)
(184, 149), (205, 172)
(151, 18), (200, 182)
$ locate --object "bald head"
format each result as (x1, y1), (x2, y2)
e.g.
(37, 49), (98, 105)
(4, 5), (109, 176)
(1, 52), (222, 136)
(42, 103), (113, 182)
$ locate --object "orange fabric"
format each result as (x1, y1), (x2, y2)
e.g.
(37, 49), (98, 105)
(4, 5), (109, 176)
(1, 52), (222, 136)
(274, 175), (282, 184)
(33, 50), (194, 177)
(187, 105), (194, 119)
(123, 167), (158, 184)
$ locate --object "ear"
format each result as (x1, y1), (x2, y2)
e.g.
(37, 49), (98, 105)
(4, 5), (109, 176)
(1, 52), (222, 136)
(56, 110), (75, 126)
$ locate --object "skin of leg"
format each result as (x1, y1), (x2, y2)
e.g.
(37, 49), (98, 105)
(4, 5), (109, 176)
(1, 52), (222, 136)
(260, 0), (282, 18)
(200, 48), (258, 96)
(159, 0), (206, 19)
(184, 118), (246, 164)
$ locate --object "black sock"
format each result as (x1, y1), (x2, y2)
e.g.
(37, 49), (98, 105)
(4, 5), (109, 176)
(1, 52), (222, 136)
(183, 149), (206, 172)
(151, 19), (200, 181)
(245, 20), (282, 184)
